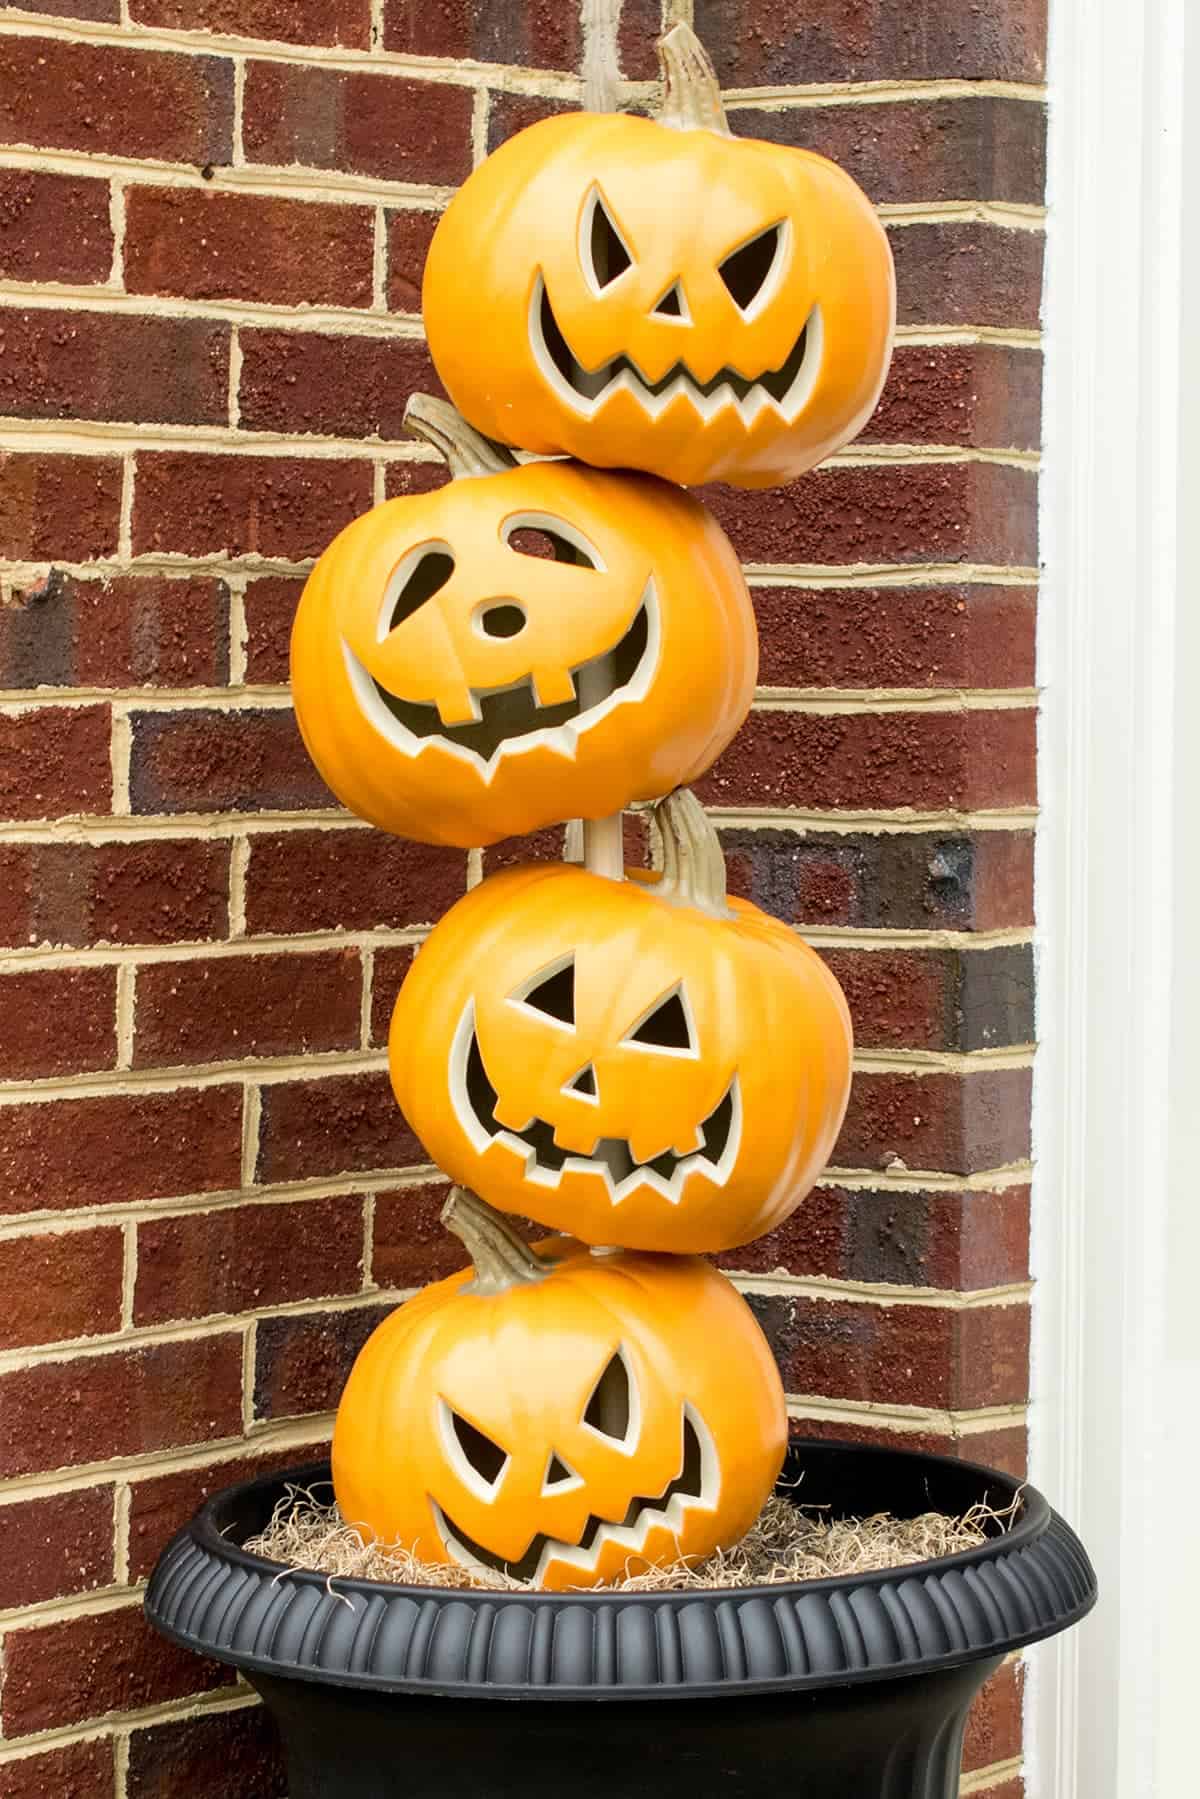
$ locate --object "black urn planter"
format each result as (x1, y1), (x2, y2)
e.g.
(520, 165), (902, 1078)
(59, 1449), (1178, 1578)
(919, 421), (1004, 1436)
(145, 1439), (1095, 1799)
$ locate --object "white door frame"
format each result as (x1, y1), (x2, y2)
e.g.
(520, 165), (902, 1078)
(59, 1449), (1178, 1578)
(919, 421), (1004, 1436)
(1030, 0), (1194, 1793)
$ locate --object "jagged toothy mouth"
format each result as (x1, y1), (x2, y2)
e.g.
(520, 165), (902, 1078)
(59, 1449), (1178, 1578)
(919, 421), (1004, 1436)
(451, 1006), (742, 1204)
(342, 580), (658, 778)
(530, 274), (823, 426)
(431, 1406), (716, 1583)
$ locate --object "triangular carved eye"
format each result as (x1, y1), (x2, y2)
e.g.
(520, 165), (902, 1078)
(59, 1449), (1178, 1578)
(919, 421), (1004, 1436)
(583, 1348), (636, 1445)
(514, 957), (575, 1026)
(623, 985), (694, 1053)
(383, 544), (454, 636)
(444, 1405), (509, 1492)
(582, 187), (633, 291)
(718, 223), (786, 314)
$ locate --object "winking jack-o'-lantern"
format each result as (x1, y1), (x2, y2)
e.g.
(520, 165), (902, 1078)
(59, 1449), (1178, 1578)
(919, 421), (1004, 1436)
(332, 1188), (787, 1589)
(422, 24), (894, 488)
(289, 396), (756, 847)
(389, 790), (853, 1254)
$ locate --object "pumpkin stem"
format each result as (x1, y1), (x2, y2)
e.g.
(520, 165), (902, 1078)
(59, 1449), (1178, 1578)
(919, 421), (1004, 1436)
(441, 1187), (553, 1294)
(403, 395), (518, 480)
(656, 22), (731, 137)
(651, 788), (733, 918)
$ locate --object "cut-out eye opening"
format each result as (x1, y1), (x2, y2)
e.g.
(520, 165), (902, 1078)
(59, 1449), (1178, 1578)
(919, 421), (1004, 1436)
(513, 956), (575, 1026)
(718, 223), (786, 315)
(583, 187), (633, 291)
(382, 545), (455, 636)
(447, 1408), (508, 1488)
(542, 1451), (578, 1492)
(503, 513), (602, 570)
(652, 280), (689, 321)
(583, 1348), (634, 1444)
(623, 985), (694, 1053)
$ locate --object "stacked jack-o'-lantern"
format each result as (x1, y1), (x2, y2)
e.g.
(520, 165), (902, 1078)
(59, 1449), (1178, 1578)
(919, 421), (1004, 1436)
(291, 25), (894, 1591)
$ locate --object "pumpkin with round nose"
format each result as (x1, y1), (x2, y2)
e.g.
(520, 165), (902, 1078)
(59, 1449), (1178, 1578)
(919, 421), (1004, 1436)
(389, 790), (853, 1254)
(422, 24), (894, 489)
(331, 1188), (787, 1589)
(289, 396), (755, 848)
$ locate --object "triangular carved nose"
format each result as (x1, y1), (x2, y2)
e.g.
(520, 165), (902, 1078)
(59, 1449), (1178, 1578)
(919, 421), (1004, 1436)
(564, 1063), (598, 1099)
(651, 281), (689, 321)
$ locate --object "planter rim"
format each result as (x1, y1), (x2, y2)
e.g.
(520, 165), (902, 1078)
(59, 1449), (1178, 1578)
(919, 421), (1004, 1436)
(145, 1438), (1096, 1703)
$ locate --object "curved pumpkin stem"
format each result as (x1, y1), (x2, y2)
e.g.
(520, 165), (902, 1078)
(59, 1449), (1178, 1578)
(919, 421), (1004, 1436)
(656, 22), (731, 137)
(652, 788), (733, 919)
(441, 1187), (553, 1294)
(403, 394), (518, 480)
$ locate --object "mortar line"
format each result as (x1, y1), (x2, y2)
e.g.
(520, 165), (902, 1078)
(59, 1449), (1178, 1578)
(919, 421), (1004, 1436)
(112, 1479), (131, 1585)
(371, 204), (388, 311)
(117, 454), (135, 563)
(108, 708), (132, 817)
(226, 834), (250, 937)
(361, 1191), (375, 1289)
(239, 1081), (262, 1188)
(107, 176), (126, 290)
(241, 1319), (256, 1435)
(232, 55), (246, 166)
(225, 573), (249, 687)
(114, 964), (136, 1070)
(470, 85), (491, 167)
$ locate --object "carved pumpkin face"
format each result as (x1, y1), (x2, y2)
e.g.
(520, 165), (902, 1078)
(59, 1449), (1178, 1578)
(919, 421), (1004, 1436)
(331, 1192), (786, 1589)
(390, 796), (853, 1253)
(423, 28), (894, 489)
(290, 406), (755, 848)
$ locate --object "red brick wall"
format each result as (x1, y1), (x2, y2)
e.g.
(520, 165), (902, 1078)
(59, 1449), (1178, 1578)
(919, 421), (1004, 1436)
(0, 2), (1040, 1791)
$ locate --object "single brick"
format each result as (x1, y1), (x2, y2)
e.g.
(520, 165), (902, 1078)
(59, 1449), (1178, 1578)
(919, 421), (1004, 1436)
(0, 705), (112, 822)
(731, 97), (1046, 207)
(1, 572), (230, 689)
(0, 37), (233, 165)
(244, 575), (305, 683)
(244, 63), (474, 186)
(618, 0), (663, 79)
(0, 1484), (115, 1608)
(253, 1301), (392, 1420)
(244, 829), (465, 933)
(126, 1438), (328, 1580)
(132, 452), (372, 559)
(129, 0), (371, 47)
(697, 707), (1036, 812)
(383, 0), (581, 67)
(0, 1739), (115, 1799)
(0, 1333), (244, 1478)
(6, 0), (120, 17)
(819, 943), (1034, 1052)
(0, 838), (230, 949)
(256, 1070), (423, 1183)
(717, 827), (1035, 932)
(487, 91), (579, 153)
(134, 1193), (364, 1324)
(387, 208), (441, 313)
(372, 1178), (464, 1289)
(834, 1067), (1033, 1174)
(720, 1184), (1030, 1291)
(956, 1424), (1027, 1478)
(383, 460), (451, 500)
(0, 1083), (243, 1216)
(787, 1413), (957, 1459)
(694, 0), (1047, 85)
(126, 1705), (288, 1799)
(483, 822), (570, 872)
(865, 343), (1042, 450)
(0, 170), (113, 284)
(0, 1226), (124, 1349)
(890, 221), (1045, 329)
(0, 966), (117, 1079)
(129, 707), (333, 814)
(0, 1602), (234, 1737)
(133, 948), (362, 1067)
(700, 463), (1038, 567)
(964, 1661), (1025, 1773)
(0, 452), (122, 561)
(752, 585), (1037, 690)
(125, 188), (373, 309)
(237, 330), (441, 440)
(369, 943), (417, 1045)
(0, 311), (229, 429)
(749, 1292), (1028, 1410)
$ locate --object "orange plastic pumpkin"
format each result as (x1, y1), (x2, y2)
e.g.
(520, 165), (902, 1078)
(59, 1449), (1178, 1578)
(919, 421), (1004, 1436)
(332, 1188), (786, 1588)
(290, 397), (755, 848)
(423, 25), (894, 489)
(390, 791), (853, 1253)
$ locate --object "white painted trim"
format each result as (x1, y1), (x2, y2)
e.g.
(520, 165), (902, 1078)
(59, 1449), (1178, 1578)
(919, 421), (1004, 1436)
(1030, 0), (1191, 1794)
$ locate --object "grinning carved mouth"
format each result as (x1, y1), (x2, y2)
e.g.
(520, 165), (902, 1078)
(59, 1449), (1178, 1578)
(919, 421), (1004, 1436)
(342, 581), (658, 779)
(451, 1004), (742, 1204)
(431, 1406), (717, 1583)
(530, 274), (823, 427)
